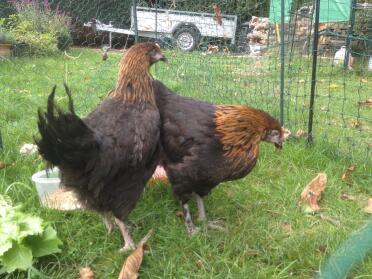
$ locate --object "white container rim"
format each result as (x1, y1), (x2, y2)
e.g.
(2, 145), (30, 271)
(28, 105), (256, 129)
(31, 167), (60, 184)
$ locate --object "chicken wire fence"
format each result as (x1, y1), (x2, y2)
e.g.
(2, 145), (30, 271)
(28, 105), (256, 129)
(0, 0), (371, 165)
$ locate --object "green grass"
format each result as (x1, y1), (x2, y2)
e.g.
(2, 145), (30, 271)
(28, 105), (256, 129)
(0, 48), (371, 278)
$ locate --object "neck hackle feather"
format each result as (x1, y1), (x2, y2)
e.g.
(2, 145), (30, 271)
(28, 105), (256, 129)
(215, 105), (281, 157)
(110, 43), (156, 105)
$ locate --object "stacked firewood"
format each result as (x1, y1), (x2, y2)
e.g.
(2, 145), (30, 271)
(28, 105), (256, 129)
(294, 6), (312, 37)
(247, 16), (270, 46)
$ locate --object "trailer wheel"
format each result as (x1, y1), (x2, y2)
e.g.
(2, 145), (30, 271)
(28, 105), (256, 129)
(173, 27), (200, 51)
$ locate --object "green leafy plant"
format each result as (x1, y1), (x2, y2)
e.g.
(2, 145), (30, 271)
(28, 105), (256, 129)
(0, 194), (62, 274)
(0, 19), (15, 44)
(2, 0), (72, 56)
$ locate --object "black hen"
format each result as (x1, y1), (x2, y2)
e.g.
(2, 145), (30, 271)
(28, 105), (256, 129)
(153, 80), (283, 235)
(36, 42), (167, 251)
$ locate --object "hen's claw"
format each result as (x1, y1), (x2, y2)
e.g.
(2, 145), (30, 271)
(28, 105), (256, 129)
(102, 214), (114, 234)
(119, 242), (136, 253)
(206, 220), (225, 231)
(187, 225), (200, 237)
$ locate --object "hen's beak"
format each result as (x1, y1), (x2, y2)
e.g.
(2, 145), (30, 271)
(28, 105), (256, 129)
(275, 142), (282, 150)
(274, 137), (283, 151)
(151, 52), (168, 64)
(160, 56), (168, 63)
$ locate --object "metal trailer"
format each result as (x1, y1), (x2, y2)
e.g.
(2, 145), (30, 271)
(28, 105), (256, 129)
(84, 6), (238, 51)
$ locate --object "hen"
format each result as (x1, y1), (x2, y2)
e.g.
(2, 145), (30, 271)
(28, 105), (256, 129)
(153, 80), (283, 235)
(36, 43), (167, 251)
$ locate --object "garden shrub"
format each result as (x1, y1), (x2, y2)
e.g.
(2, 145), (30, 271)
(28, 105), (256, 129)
(2, 0), (72, 56)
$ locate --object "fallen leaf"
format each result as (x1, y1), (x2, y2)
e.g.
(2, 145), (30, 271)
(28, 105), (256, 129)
(318, 245), (327, 254)
(351, 120), (362, 128)
(118, 229), (153, 279)
(368, 142), (372, 147)
(297, 79), (305, 83)
(175, 211), (184, 219)
(361, 78), (368, 83)
(358, 98), (372, 108)
(328, 83), (339, 89)
(283, 128), (291, 140)
(78, 267), (95, 279)
(300, 173), (327, 213)
(340, 193), (356, 201)
(282, 222), (291, 234)
(341, 165), (356, 185)
(363, 199), (372, 214)
(195, 259), (203, 269)
(296, 129), (307, 138)
(255, 60), (262, 68)
(0, 161), (14, 170)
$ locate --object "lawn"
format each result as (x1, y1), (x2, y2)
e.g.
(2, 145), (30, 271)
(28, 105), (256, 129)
(0, 48), (371, 278)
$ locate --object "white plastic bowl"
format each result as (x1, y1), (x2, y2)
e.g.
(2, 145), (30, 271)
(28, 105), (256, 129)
(31, 167), (61, 201)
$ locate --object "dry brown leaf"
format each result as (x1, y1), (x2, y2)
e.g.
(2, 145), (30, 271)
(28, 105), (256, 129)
(282, 128), (291, 140)
(340, 193), (356, 201)
(368, 142), (372, 147)
(341, 165), (356, 185)
(363, 198), (372, 214)
(361, 78), (368, 83)
(0, 161), (14, 170)
(358, 98), (372, 108)
(300, 173), (327, 213)
(78, 267), (95, 279)
(351, 120), (362, 128)
(318, 245), (327, 254)
(296, 129), (307, 138)
(118, 230), (153, 279)
(195, 259), (203, 269)
(175, 211), (184, 219)
(282, 222), (291, 234)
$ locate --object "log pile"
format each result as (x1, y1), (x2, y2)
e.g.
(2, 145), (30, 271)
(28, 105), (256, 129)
(293, 5), (347, 47)
(247, 16), (270, 46)
(294, 6), (313, 37)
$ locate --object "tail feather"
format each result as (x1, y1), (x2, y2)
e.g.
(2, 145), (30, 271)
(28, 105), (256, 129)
(35, 85), (99, 170)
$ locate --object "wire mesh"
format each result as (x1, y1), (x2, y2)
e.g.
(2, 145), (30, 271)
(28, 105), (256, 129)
(0, 0), (371, 164)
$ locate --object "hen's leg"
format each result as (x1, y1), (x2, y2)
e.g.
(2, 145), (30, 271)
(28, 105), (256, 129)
(182, 203), (199, 236)
(101, 212), (114, 234)
(114, 218), (136, 252)
(195, 194), (207, 222)
(195, 194), (225, 231)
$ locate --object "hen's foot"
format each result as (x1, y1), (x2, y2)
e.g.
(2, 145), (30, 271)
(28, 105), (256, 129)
(182, 203), (200, 236)
(206, 219), (225, 231)
(119, 241), (136, 253)
(102, 214), (114, 234)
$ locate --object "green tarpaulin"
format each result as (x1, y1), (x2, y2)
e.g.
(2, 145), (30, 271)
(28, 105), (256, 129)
(269, 0), (293, 23)
(269, 0), (352, 23)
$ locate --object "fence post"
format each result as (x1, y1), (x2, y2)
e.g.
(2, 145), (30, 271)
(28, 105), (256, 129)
(132, 0), (138, 43)
(280, 0), (285, 126)
(344, 0), (357, 69)
(307, 0), (321, 143)
(155, 0), (158, 40)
